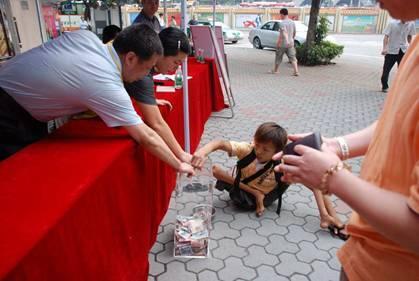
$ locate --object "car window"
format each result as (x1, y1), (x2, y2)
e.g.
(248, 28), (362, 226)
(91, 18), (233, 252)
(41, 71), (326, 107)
(273, 22), (280, 31)
(261, 22), (275, 30)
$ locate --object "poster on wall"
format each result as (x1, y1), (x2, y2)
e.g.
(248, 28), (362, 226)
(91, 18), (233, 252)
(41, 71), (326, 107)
(235, 14), (261, 28)
(304, 15), (335, 31)
(59, 15), (83, 32)
(42, 6), (59, 40)
(197, 13), (225, 23)
(342, 15), (377, 33)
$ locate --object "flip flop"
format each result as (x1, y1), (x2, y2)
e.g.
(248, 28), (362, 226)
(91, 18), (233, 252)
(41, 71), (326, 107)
(328, 224), (350, 241)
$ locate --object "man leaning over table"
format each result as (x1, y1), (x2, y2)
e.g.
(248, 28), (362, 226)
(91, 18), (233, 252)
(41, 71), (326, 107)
(0, 24), (194, 175)
(124, 27), (195, 166)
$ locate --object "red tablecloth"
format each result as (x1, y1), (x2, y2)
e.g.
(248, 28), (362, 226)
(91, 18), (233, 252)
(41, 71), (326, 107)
(0, 59), (225, 281)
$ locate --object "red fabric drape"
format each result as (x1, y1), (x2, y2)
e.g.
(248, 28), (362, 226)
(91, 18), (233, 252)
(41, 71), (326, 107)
(0, 59), (225, 281)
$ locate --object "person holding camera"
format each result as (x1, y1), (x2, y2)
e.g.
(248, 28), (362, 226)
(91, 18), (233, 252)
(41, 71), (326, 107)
(274, 1), (419, 279)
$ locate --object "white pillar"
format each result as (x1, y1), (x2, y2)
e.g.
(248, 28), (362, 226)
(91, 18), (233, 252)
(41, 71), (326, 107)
(181, 0), (190, 153)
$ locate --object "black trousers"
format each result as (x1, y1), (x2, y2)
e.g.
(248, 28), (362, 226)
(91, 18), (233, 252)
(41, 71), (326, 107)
(0, 87), (48, 160)
(381, 49), (405, 90)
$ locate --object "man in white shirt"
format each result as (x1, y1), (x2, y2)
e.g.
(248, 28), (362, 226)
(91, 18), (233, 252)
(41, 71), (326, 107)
(380, 19), (416, 92)
(0, 24), (194, 175)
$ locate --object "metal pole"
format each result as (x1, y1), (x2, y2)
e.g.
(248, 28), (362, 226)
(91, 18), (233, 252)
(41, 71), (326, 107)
(163, 0), (167, 28)
(181, 0), (190, 153)
(34, 0), (46, 43)
(212, 0), (216, 28)
(118, 5), (123, 28)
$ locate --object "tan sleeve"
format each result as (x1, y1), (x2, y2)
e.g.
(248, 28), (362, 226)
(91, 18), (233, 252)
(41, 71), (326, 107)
(229, 141), (252, 159)
(407, 163), (419, 214)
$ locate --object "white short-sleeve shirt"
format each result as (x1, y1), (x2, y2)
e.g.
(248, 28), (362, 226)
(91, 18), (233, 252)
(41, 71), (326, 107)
(0, 30), (142, 127)
(383, 20), (416, 54)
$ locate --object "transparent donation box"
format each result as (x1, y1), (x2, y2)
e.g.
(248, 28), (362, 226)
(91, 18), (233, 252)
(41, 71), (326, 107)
(174, 163), (214, 258)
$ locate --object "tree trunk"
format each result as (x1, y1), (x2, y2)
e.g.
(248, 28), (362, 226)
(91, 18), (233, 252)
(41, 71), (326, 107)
(306, 0), (320, 48)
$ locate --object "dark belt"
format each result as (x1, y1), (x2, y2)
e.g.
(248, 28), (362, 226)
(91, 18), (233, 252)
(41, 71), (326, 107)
(0, 87), (48, 160)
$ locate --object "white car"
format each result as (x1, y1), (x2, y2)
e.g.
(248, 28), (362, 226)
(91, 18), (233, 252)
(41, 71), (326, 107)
(214, 22), (244, 44)
(248, 20), (334, 49)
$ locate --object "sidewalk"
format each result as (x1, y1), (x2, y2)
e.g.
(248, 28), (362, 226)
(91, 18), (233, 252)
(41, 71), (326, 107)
(148, 35), (387, 281)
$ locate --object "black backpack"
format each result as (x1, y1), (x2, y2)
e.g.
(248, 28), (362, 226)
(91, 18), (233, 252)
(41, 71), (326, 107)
(229, 149), (289, 215)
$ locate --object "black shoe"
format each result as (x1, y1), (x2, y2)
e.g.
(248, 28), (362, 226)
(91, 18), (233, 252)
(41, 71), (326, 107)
(382, 87), (388, 93)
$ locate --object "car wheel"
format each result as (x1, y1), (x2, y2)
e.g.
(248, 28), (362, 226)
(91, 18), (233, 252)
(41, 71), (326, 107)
(253, 37), (263, 49)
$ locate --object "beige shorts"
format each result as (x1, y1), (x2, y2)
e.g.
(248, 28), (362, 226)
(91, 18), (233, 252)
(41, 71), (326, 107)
(275, 47), (297, 65)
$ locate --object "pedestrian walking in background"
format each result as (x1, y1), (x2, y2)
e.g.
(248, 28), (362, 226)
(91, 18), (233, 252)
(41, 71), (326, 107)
(270, 8), (299, 76)
(380, 19), (415, 92)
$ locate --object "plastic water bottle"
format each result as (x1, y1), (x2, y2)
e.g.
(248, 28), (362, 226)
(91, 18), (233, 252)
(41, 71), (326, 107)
(174, 65), (183, 89)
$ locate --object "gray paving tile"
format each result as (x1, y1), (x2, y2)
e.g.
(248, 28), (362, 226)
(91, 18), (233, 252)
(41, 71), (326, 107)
(186, 256), (225, 273)
(148, 253), (165, 277)
(157, 261), (196, 281)
(211, 221), (241, 239)
(285, 225), (318, 243)
(243, 245), (279, 267)
(236, 228), (269, 248)
(155, 241), (175, 264)
(284, 189), (312, 204)
(292, 202), (319, 218)
(197, 270), (219, 281)
(256, 219), (288, 236)
(296, 241), (331, 263)
(314, 232), (345, 251)
(212, 238), (247, 259)
(218, 257), (257, 281)
(327, 247), (342, 271)
(266, 234), (300, 255)
(275, 252), (312, 276)
(303, 214), (323, 233)
(254, 265), (289, 281)
(212, 208), (235, 224)
(150, 241), (164, 254)
(275, 210), (306, 227)
(229, 212), (261, 230)
(308, 260), (340, 281)
(290, 274), (310, 281)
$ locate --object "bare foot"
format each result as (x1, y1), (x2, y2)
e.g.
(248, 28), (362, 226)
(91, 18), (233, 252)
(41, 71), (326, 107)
(269, 70), (279, 74)
(255, 193), (265, 217)
(320, 214), (339, 229)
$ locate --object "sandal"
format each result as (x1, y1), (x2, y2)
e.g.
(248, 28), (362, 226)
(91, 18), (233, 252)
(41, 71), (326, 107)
(328, 224), (350, 241)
